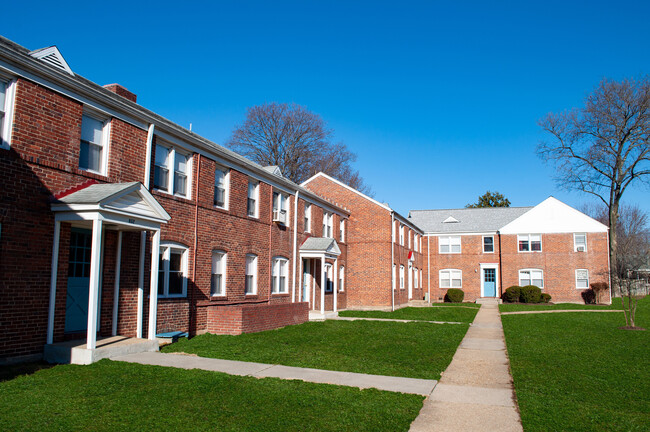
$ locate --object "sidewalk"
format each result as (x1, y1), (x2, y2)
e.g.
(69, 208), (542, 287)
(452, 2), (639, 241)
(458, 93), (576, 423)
(113, 351), (436, 396)
(409, 300), (523, 432)
(332, 316), (464, 325)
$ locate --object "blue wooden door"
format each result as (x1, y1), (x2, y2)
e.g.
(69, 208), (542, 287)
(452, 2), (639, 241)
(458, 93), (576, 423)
(65, 229), (92, 333)
(483, 268), (496, 297)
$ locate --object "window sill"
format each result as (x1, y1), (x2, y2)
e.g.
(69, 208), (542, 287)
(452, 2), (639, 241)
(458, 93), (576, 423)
(245, 293), (258, 297)
(152, 189), (194, 205)
(158, 295), (187, 300)
(271, 292), (290, 296)
(210, 295), (227, 300)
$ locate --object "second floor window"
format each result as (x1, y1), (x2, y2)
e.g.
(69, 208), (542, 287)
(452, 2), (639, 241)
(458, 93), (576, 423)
(323, 212), (333, 238)
(399, 225), (405, 245)
(247, 181), (258, 217)
(439, 236), (461, 254)
(0, 79), (16, 148)
(304, 203), (311, 232)
(574, 233), (587, 252)
(214, 168), (229, 208)
(518, 234), (542, 252)
(483, 236), (494, 253)
(340, 219), (345, 242)
(154, 143), (190, 197)
(79, 114), (108, 174)
(273, 192), (288, 224)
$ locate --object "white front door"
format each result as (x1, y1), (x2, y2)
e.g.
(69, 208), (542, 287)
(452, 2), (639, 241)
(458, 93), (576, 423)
(302, 259), (310, 303)
(408, 262), (413, 299)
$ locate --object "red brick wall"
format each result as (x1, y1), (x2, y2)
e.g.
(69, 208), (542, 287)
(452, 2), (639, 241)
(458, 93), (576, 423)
(206, 302), (309, 335)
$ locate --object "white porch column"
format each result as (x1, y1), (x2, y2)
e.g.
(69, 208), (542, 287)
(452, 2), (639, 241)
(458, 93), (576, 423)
(86, 218), (104, 350)
(148, 229), (161, 340)
(136, 231), (146, 338)
(111, 231), (123, 336)
(333, 258), (338, 312)
(321, 255), (326, 315)
(297, 257), (303, 303)
(46, 220), (61, 345)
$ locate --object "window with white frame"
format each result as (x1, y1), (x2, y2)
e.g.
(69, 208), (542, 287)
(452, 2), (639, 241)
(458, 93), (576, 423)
(518, 234), (542, 252)
(519, 269), (544, 288)
(400, 265), (405, 289)
(439, 236), (461, 254)
(414, 234), (418, 252)
(211, 251), (226, 296)
(154, 143), (191, 197)
(245, 254), (257, 295)
(574, 233), (587, 252)
(414, 267), (419, 288)
(214, 167), (229, 209)
(392, 221), (396, 243)
(576, 269), (589, 289)
(399, 225), (405, 245)
(408, 230), (412, 249)
(324, 264), (333, 292)
(158, 244), (188, 297)
(340, 219), (345, 242)
(273, 192), (289, 224)
(247, 180), (258, 217)
(79, 113), (109, 174)
(339, 266), (344, 292)
(0, 78), (16, 148)
(323, 212), (333, 238)
(392, 264), (396, 290)
(272, 257), (289, 294)
(440, 269), (462, 288)
(420, 237), (422, 252)
(420, 269), (423, 288)
(304, 203), (311, 232)
(483, 236), (494, 253)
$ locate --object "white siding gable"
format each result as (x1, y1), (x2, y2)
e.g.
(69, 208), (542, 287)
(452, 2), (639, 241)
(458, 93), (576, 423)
(105, 190), (159, 219)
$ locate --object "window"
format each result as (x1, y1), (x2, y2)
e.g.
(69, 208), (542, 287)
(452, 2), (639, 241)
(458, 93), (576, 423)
(339, 266), (344, 292)
(439, 236), (461, 254)
(392, 264), (396, 290)
(420, 269), (423, 288)
(158, 244), (188, 297)
(519, 269), (544, 288)
(304, 203), (311, 232)
(399, 225), (405, 246)
(420, 237), (422, 252)
(340, 219), (345, 242)
(440, 269), (462, 288)
(400, 265), (405, 289)
(245, 254), (257, 295)
(214, 167), (229, 208)
(273, 192), (289, 224)
(483, 236), (494, 253)
(154, 143), (191, 197)
(211, 251), (226, 296)
(79, 114), (109, 174)
(272, 257), (288, 294)
(414, 268), (419, 288)
(576, 269), (589, 289)
(323, 212), (333, 238)
(247, 180), (258, 217)
(392, 221), (396, 243)
(324, 264), (333, 292)
(408, 231), (412, 249)
(518, 234), (542, 252)
(0, 78), (16, 148)
(414, 234), (418, 252)
(574, 233), (587, 252)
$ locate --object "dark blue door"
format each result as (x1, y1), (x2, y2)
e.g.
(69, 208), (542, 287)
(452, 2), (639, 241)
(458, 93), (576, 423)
(483, 268), (496, 297)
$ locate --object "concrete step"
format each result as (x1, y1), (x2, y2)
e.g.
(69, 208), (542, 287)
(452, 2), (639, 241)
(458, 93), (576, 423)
(308, 311), (339, 321)
(475, 297), (502, 304)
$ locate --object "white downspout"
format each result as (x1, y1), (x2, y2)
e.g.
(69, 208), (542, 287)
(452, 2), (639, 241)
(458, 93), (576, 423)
(391, 211), (395, 312)
(606, 229), (612, 304)
(138, 123), (155, 338)
(427, 235), (431, 304)
(291, 191), (299, 302)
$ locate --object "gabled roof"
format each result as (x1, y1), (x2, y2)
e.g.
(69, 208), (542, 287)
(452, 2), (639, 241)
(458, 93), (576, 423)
(263, 166), (283, 177)
(300, 237), (341, 256)
(409, 206), (532, 234)
(29, 46), (73, 76)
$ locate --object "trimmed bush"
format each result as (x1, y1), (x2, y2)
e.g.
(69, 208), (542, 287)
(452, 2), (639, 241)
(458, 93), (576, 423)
(540, 293), (552, 303)
(444, 288), (464, 303)
(503, 286), (521, 303)
(590, 282), (609, 304)
(520, 285), (542, 303)
(581, 288), (596, 304)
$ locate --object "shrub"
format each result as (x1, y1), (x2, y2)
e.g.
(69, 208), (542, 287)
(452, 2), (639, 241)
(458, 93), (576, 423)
(540, 293), (552, 303)
(590, 282), (609, 304)
(520, 285), (542, 303)
(444, 288), (464, 303)
(581, 288), (596, 304)
(503, 286), (521, 303)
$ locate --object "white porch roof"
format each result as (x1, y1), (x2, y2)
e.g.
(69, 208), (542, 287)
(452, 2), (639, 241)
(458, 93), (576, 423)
(300, 237), (341, 258)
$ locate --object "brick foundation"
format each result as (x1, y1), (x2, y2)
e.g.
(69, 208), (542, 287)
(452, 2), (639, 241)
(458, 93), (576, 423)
(206, 302), (309, 335)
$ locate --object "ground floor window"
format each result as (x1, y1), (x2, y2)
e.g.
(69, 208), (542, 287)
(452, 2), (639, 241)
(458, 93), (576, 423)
(400, 265), (405, 289)
(414, 268), (419, 288)
(159, 244), (188, 297)
(339, 266), (344, 292)
(245, 254), (257, 294)
(324, 264), (333, 292)
(211, 250), (226, 296)
(576, 269), (589, 289)
(519, 269), (544, 288)
(440, 269), (462, 288)
(272, 257), (289, 294)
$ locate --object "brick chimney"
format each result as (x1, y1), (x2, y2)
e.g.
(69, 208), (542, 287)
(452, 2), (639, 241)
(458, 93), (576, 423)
(103, 83), (137, 103)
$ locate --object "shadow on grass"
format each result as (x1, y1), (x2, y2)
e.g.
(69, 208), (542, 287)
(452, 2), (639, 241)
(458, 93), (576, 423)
(0, 361), (54, 383)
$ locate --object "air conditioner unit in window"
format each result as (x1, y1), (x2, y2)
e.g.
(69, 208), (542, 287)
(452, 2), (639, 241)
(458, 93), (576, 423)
(577, 246), (586, 252)
(273, 209), (287, 224)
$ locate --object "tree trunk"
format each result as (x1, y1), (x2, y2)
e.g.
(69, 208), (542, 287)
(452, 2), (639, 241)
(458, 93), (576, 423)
(608, 194), (620, 296)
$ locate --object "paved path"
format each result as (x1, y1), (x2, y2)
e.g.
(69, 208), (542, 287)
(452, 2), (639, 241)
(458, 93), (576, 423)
(409, 300), (523, 432)
(502, 309), (623, 315)
(113, 351), (436, 396)
(332, 316), (465, 325)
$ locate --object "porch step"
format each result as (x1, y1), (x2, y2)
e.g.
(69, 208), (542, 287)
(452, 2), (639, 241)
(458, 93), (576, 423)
(407, 300), (430, 307)
(44, 336), (159, 365)
(475, 297), (502, 305)
(309, 311), (339, 322)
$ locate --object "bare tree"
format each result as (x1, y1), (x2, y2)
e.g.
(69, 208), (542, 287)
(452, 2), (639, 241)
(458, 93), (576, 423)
(466, 191), (511, 208)
(227, 103), (372, 195)
(538, 77), (650, 293)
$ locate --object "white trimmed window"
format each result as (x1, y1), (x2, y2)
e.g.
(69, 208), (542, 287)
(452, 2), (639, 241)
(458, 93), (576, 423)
(440, 269), (462, 288)
(399, 225), (405, 245)
(79, 113), (110, 174)
(214, 167), (229, 209)
(400, 265), (405, 289)
(339, 266), (345, 292)
(323, 212), (333, 238)
(408, 231), (412, 249)
(414, 268), (419, 288)
(304, 203), (311, 232)
(576, 269), (589, 289)
(392, 264), (396, 290)
(518, 234), (542, 252)
(414, 234), (418, 252)
(439, 236), (461, 254)
(158, 244), (188, 297)
(0, 78), (16, 148)
(324, 264), (333, 292)
(247, 180), (258, 217)
(154, 143), (191, 198)
(519, 269), (544, 288)
(420, 269), (423, 288)
(245, 254), (257, 295)
(392, 221), (396, 243)
(272, 257), (289, 294)
(340, 219), (345, 242)
(273, 192), (289, 225)
(483, 236), (494, 253)
(211, 251), (226, 296)
(574, 233), (587, 252)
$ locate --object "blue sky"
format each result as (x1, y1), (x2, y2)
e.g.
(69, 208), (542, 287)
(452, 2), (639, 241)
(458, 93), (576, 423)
(4, 1), (649, 216)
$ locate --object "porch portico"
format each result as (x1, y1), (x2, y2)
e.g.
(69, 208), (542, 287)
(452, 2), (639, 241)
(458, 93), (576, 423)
(298, 237), (341, 317)
(46, 182), (170, 364)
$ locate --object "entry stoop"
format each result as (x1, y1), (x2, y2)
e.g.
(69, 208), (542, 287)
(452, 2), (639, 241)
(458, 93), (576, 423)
(475, 297), (502, 305)
(309, 311), (339, 321)
(44, 336), (159, 365)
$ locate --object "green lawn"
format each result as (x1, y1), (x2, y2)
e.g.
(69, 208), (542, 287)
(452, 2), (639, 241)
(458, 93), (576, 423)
(502, 296), (650, 431)
(500, 302), (623, 312)
(0, 360), (423, 432)
(163, 320), (468, 379)
(338, 306), (479, 322)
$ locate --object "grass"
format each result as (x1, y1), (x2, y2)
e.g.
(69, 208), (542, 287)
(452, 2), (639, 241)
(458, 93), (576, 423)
(0, 360), (424, 431)
(163, 320), (468, 379)
(499, 302), (623, 312)
(338, 306), (479, 322)
(502, 296), (650, 431)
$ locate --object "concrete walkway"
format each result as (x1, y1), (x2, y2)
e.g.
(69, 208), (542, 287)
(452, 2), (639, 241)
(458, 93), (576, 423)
(502, 309), (623, 315)
(113, 351), (436, 396)
(410, 300), (523, 432)
(332, 316), (464, 325)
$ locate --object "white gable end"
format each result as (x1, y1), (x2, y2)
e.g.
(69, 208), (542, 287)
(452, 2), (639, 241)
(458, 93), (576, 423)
(104, 190), (159, 219)
(499, 197), (608, 234)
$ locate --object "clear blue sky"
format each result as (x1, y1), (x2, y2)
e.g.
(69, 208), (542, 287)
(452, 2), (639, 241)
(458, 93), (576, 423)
(4, 1), (649, 216)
